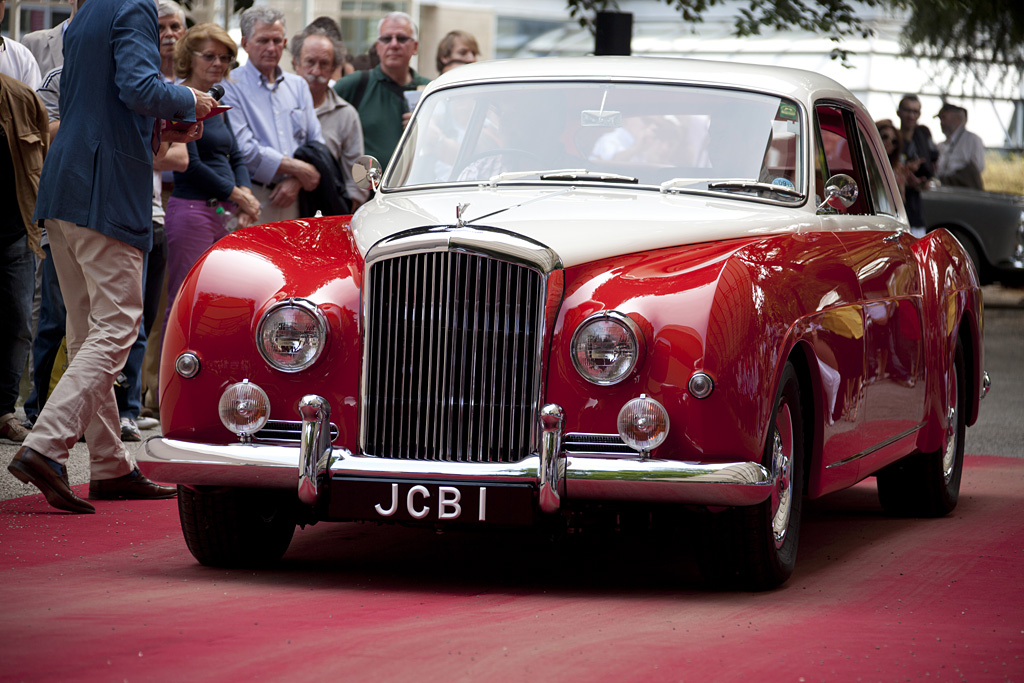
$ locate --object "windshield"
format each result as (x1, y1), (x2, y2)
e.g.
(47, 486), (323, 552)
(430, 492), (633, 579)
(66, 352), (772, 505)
(386, 81), (804, 200)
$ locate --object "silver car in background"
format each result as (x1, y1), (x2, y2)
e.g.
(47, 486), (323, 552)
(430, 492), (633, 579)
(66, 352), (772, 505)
(922, 186), (1024, 286)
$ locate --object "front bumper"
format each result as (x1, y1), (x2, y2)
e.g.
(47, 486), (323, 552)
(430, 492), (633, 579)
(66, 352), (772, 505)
(138, 397), (773, 514)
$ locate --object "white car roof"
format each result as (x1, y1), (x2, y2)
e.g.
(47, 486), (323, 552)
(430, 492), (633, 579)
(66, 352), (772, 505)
(426, 55), (865, 112)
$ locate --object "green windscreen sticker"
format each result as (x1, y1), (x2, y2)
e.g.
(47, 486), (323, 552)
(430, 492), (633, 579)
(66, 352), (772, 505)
(778, 103), (798, 121)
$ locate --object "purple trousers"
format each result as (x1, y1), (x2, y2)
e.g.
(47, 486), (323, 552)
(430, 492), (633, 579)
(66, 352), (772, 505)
(163, 197), (237, 332)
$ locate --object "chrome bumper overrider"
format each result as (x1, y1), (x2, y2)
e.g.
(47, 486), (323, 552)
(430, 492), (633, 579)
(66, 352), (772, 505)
(139, 397), (773, 511)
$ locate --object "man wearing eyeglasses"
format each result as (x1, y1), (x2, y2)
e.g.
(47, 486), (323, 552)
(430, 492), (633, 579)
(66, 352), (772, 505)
(333, 11), (430, 165)
(291, 27), (368, 210)
(221, 5), (324, 223)
(896, 93), (938, 229)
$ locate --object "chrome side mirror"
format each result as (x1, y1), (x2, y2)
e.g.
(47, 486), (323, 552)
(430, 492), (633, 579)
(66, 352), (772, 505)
(352, 155), (383, 192)
(816, 174), (859, 214)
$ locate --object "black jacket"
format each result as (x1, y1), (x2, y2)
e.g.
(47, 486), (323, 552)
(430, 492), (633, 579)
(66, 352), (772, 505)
(294, 140), (352, 217)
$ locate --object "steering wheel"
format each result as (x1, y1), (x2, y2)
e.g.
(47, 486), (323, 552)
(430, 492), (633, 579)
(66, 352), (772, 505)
(462, 148), (545, 173)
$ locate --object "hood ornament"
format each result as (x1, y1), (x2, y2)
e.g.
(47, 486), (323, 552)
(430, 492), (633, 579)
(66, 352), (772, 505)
(455, 202), (471, 227)
(455, 187), (577, 229)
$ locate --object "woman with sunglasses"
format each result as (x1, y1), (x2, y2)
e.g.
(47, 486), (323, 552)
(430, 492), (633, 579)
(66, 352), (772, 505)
(164, 23), (260, 331)
(876, 118), (913, 203)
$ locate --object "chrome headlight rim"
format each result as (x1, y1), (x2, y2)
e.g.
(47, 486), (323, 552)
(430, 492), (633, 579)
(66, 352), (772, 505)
(256, 298), (328, 373)
(570, 310), (645, 386)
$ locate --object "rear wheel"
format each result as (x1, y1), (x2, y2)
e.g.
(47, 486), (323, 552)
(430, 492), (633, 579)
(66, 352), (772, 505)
(178, 486), (297, 567)
(877, 340), (966, 517)
(699, 362), (805, 590)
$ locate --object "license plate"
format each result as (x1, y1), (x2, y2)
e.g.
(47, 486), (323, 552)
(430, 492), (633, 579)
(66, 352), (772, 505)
(329, 478), (535, 526)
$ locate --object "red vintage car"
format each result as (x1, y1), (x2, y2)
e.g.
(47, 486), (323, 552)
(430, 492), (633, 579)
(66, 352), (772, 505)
(139, 57), (988, 589)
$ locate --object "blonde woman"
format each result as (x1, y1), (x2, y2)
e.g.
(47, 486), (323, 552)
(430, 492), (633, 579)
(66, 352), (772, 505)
(164, 23), (260, 328)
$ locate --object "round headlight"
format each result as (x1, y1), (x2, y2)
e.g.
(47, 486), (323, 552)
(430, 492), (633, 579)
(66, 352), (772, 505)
(257, 299), (327, 372)
(617, 395), (669, 454)
(570, 311), (644, 385)
(219, 380), (270, 437)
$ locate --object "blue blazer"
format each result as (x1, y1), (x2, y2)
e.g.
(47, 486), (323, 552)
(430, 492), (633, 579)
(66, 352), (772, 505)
(33, 0), (195, 251)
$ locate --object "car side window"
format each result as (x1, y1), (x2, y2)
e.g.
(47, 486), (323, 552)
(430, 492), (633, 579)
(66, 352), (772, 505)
(856, 123), (898, 217)
(814, 103), (869, 215)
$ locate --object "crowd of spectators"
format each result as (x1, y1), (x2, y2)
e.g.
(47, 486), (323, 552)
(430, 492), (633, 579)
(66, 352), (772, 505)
(877, 93), (987, 230)
(1, 0), (481, 513)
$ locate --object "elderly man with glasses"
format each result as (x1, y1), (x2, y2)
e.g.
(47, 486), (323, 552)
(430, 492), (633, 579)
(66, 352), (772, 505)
(333, 11), (430, 165)
(221, 5), (324, 223)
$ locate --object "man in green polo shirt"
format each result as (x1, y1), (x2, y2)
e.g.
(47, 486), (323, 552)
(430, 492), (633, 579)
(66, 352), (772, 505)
(334, 11), (430, 164)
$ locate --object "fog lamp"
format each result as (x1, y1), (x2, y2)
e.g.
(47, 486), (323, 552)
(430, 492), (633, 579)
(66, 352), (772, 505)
(617, 394), (669, 455)
(218, 379), (270, 438)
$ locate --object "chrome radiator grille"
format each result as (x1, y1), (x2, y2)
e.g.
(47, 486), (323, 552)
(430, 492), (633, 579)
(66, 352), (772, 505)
(362, 250), (544, 463)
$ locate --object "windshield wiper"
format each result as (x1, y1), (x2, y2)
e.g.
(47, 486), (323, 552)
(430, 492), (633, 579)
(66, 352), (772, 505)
(706, 180), (806, 200)
(540, 170), (638, 184)
(660, 177), (712, 194)
(482, 168), (588, 187)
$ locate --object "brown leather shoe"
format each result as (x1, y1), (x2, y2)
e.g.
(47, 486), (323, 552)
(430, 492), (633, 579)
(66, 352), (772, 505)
(89, 467), (177, 500)
(8, 446), (96, 514)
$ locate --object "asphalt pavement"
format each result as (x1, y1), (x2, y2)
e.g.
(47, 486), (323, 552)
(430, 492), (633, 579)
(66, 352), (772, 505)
(2, 284), (1022, 502)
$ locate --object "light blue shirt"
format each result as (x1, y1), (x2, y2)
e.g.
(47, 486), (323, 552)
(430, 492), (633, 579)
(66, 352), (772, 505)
(220, 60), (323, 185)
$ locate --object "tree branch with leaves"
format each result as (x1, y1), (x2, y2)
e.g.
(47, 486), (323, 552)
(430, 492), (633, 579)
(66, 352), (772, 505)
(567, 0), (1024, 89)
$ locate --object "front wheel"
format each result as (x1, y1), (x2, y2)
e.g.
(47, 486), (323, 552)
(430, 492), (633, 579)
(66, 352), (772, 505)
(178, 486), (297, 567)
(877, 339), (966, 517)
(699, 362), (805, 590)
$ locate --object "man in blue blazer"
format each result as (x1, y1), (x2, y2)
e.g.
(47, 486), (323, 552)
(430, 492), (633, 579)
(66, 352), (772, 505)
(8, 0), (215, 514)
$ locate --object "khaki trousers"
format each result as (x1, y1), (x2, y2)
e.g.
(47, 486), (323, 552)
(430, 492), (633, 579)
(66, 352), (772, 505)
(24, 220), (142, 480)
(250, 183), (300, 224)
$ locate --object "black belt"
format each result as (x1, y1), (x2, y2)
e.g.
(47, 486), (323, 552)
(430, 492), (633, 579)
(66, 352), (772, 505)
(251, 180), (277, 190)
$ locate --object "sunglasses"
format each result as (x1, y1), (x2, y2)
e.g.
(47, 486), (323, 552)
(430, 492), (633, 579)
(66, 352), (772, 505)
(377, 34), (414, 45)
(195, 52), (233, 64)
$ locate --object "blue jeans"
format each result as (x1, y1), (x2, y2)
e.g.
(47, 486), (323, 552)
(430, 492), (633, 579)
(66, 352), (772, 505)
(24, 243), (66, 423)
(0, 236), (35, 416)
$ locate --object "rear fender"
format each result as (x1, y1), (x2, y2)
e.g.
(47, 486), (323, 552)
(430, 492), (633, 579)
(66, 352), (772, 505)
(910, 229), (984, 453)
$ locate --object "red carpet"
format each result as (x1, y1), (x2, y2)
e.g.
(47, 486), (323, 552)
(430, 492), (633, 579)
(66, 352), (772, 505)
(1, 455), (1022, 681)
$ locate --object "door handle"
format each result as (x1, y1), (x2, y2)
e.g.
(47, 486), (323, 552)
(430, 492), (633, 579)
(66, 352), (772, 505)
(883, 230), (905, 247)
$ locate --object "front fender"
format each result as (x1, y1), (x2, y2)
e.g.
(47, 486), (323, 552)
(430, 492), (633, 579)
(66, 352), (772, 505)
(545, 231), (858, 468)
(160, 216), (363, 449)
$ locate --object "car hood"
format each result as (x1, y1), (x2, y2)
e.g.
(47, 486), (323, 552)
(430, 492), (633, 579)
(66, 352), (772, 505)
(350, 186), (817, 268)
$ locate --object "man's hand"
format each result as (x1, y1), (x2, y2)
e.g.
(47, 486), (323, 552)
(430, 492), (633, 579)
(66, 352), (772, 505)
(269, 176), (302, 208)
(161, 121), (204, 144)
(278, 157), (321, 192)
(402, 112), (412, 129)
(191, 88), (217, 120)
